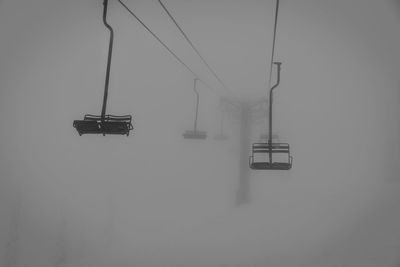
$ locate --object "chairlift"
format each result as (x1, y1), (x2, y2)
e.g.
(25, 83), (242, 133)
(183, 78), (207, 139)
(250, 142), (292, 170)
(249, 0), (292, 170)
(73, 115), (133, 136)
(249, 62), (293, 170)
(73, 0), (133, 136)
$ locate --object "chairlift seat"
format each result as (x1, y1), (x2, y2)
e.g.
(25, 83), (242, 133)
(73, 114), (133, 136)
(183, 130), (207, 139)
(250, 162), (292, 170)
(249, 142), (293, 170)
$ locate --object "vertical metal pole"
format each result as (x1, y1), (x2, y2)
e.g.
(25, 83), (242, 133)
(220, 112), (224, 135)
(267, 0), (280, 165)
(269, 90), (273, 165)
(269, 62), (281, 165)
(218, 98), (224, 135)
(101, 0), (114, 121)
(193, 78), (199, 132)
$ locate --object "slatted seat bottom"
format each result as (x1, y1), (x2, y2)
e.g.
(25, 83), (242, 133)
(73, 114), (133, 136)
(250, 162), (292, 170)
(252, 143), (290, 153)
(183, 130), (207, 139)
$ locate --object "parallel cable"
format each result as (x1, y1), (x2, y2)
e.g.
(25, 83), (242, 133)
(117, 0), (237, 105)
(157, 0), (237, 99)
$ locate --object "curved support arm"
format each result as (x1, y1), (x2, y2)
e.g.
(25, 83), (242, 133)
(268, 62), (281, 164)
(269, 62), (281, 94)
(193, 78), (199, 132)
(101, 0), (114, 120)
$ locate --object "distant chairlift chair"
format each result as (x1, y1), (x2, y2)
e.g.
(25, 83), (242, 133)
(73, 0), (133, 136)
(214, 98), (228, 140)
(249, 62), (292, 170)
(183, 78), (207, 139)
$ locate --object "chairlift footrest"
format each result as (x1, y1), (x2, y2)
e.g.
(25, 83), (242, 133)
(250, 162), (292, 170)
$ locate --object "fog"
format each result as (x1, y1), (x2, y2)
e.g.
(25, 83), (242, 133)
(1, 0), (400, 266)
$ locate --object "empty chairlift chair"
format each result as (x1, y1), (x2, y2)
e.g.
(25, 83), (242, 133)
(250, 142), (292, 170)
(213, 111), (228, 140)
(249, 0), (292, 170)
(183, 78), (207, 139)
(214, 99), (228, 141)
(73, 115), (133, 136)
(73, 0), (133, 136)
(214, 132), (228, 141)
(249, 62), (292, 170)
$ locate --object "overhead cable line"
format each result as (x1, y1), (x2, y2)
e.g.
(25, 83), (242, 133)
(157, 0), (238, 99)
(117, 0), (236, 106)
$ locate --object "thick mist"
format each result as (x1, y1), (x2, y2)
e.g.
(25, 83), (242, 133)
(1, 0), (400, 267)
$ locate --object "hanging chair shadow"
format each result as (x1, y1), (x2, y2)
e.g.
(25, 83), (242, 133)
(213, 97), (229, 141)
(183, 78), (207, 140)
(73, 0), (133, 137)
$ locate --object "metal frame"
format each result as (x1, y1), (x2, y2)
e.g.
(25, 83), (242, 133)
(183, 78), (207, 139)
(73, 115), (133, 136)
(249, 62), (292, 170)
(249, 142), (293, 170)
(73, 0), (133, 136)
(249, 0), (293, 170)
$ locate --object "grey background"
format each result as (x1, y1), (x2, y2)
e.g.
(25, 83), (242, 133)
(1, 0), (400, 266)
